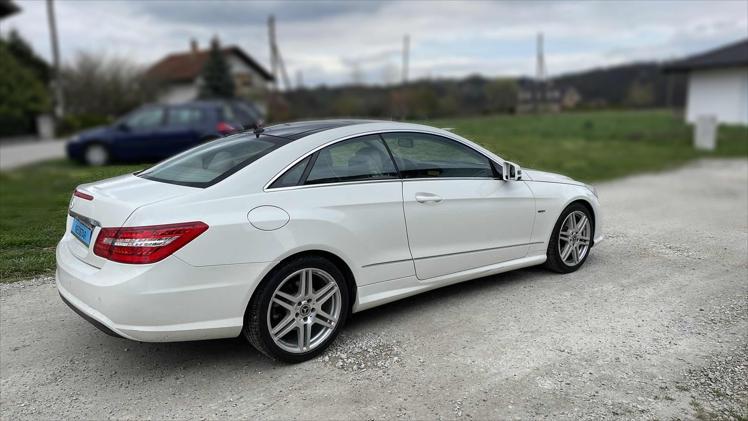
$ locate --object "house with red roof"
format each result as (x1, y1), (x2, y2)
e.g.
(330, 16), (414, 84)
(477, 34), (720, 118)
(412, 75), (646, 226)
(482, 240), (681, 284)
(146, 39), (274, 113)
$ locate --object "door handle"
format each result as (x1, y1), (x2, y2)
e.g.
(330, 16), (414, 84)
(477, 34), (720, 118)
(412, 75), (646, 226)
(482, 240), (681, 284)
(415, 192), (443, 203)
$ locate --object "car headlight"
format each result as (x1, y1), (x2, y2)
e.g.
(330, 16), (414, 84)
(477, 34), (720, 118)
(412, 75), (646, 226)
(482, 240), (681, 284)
(585, 183), (598, 198)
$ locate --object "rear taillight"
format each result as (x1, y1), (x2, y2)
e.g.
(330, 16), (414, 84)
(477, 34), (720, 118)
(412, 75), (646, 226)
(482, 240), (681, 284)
(93, 222), (208, 264)
(216, 121), (235, 135)
(74, 189), (94, 201)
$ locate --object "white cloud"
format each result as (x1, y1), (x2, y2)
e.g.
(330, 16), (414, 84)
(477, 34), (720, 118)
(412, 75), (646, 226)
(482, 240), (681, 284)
(4, 0), (747, 86)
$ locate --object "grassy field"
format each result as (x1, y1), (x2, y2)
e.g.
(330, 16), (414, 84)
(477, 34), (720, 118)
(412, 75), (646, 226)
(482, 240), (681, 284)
(426, 110), (747, 181)
(1, 110), (746, 282)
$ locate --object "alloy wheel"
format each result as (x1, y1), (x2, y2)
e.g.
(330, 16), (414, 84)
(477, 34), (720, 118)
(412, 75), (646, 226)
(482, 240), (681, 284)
(558, 210), (591, 266)
(266, 268), (342, 354)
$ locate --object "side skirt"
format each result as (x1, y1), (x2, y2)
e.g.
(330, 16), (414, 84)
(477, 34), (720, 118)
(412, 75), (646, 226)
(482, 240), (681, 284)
(353, 253), (547, 312)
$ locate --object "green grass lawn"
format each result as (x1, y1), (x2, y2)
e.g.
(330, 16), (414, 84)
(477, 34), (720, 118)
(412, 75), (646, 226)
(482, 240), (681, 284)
(1, 109), (746, 282)
(0, 161), (144, 282)
(426, 109), (747, 181)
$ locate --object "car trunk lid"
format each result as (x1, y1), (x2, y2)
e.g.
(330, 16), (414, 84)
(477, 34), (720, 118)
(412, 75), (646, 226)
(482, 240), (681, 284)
(65, 173), (199, 268)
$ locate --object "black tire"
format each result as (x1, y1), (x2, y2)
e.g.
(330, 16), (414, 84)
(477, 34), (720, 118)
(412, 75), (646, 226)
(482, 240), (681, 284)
(83, 143), (110, 166)
(243, 255), (350, 363)
(544, 203), (594, 274)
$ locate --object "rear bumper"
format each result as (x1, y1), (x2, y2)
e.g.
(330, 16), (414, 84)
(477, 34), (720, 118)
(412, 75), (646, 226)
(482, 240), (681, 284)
(55, 239), (272, 342)
(58, 291), (125, 339)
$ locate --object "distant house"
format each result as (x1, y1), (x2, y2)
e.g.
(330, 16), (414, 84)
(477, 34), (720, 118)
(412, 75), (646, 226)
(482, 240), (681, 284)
(517, 78), (580, 113)
(146, 40), (274, 113)
(664, 39), (748, 126)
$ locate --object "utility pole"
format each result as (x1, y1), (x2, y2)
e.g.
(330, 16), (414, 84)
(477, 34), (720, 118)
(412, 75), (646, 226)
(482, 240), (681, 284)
(401, 34), (410, 85)
(267, 15), (292, 92)
(535, 32), (546, 112)
(268, 15), (278, 93)
(536, 32), (546, 82)
(46, 0), (64, 119)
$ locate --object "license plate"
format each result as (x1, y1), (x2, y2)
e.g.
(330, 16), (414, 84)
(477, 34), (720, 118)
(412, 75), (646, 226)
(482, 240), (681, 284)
(71, 217), (93, 247)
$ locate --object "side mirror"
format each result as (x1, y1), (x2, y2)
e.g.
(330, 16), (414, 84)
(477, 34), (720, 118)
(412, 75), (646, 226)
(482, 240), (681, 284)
(502, 161), (522, 181)
(116, 122), (130, 132)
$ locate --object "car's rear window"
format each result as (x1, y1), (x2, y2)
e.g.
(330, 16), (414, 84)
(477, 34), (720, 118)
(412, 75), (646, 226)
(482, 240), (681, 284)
(138, 133), (290, 188)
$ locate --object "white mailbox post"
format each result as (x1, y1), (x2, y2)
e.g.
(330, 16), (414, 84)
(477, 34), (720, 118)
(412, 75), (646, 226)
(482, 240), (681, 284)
(694, 115), (718, 151)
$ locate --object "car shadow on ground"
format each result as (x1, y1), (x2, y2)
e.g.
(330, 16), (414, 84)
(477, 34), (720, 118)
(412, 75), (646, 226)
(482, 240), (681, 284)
(70, 264), (563, 372)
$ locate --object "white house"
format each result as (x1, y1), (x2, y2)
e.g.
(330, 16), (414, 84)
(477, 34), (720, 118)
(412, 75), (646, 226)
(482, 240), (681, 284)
(146, 39), (274, 113)
(665, 39), (748, 126)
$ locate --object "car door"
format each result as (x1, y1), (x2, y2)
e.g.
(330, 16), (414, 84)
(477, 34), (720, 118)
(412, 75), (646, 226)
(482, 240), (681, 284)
(265, 134), (414, 286)
(111, 106), (166, 161)
(381, 132), (536, 280)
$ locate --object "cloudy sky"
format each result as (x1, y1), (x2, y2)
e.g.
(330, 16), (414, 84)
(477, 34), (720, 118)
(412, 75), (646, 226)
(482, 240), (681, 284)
(4, 0), (747, 87)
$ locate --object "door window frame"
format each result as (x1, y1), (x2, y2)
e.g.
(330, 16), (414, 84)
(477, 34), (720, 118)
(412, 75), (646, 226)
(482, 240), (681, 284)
(264, 130), (504, 191)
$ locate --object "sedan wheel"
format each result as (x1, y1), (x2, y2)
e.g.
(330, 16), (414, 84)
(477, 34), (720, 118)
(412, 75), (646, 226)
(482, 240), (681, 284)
(84, 144), (109, 166)
(267, 268), (342, 354)
(558, 210), (591, 266)
(545, 203), (593, 273)
(244, 256), (349, 362)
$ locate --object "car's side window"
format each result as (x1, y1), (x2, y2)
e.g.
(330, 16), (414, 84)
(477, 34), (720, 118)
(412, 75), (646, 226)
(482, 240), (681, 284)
(303, 135), (399, 186)
(167, 107), (205, 126)
(381, 132), (495, 179)
(125, 107), (165, 129)
(268, 156), (312, 189)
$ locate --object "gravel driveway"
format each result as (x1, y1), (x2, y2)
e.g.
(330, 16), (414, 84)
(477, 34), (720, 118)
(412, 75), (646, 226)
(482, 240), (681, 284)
(2, 159), (746, 420)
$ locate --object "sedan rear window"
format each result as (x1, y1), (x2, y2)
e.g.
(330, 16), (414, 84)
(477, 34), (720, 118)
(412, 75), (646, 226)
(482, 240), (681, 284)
(138, 133), (289, 188)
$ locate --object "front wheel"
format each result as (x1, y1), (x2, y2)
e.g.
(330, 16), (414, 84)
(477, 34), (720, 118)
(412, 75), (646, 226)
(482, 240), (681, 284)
(243, 256), (349, 363)
(545, 203), (593, 273)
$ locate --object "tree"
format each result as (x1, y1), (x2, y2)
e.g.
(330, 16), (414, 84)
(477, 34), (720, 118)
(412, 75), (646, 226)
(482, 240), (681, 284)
(61, 52), (155, 117)
(4, 29), (50, 83)
(486, 79), (518, 114)
(0, 44), (50, 136)
(199, 39), (235, 99)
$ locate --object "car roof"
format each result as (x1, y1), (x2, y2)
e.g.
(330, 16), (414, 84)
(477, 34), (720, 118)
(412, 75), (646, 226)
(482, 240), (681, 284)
(261, 119), (376, 140)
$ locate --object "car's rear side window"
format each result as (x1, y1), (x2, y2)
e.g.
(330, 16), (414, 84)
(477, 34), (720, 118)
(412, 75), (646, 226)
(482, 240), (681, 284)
(304, 135), (398, 185)
(138, 133), (289, 188)
(268, 156), (311, 189)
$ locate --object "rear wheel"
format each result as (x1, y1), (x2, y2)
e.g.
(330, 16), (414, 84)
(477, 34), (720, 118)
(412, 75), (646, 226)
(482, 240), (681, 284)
(243, 256), (349, 363)
(83, 143), (109, 166)
(545, 203), (593, 273)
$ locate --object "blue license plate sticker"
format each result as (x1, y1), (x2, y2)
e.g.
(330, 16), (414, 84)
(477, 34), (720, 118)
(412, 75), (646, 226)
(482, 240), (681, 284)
(71, 218), (93, 246)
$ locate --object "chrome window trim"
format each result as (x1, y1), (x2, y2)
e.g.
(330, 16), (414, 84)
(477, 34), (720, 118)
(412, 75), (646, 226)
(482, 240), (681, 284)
(263, 129), (504, 192)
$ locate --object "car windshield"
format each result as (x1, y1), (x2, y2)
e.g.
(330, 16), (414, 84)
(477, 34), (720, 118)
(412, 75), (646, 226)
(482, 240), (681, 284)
(138, 133), (289, 188)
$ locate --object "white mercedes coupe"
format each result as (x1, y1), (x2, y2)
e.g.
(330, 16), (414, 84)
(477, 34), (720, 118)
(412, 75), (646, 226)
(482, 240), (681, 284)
(57, 120), (603, 362)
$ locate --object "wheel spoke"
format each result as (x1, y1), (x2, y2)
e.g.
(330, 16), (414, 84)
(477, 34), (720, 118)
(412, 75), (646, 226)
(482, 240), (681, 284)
(298, 269), (314, 298)
(315, 309), (336, 328)
(578, 237), (590, 246)
(559, 231), (571, 242)
(571, 245), (579, 263)
(297, 323), (311, 352)
(272, 297), (295, 311)
(317, 284), (338, 305)
(314, 282), (334, 300)
(577, 215), (587, 233)
(560, 243), (573, 261)
(271, 315), (296, 339)
(275, 290), (296, 303)
(568, 215), (577, 231)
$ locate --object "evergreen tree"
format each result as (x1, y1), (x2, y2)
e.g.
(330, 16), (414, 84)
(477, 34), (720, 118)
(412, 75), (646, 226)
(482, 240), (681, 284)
(199, 39), (235, 99)
(5, 29), (50, 83)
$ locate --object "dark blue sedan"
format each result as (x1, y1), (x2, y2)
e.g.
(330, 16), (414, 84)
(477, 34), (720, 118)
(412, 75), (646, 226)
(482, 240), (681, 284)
(67, 100), (261, 165)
